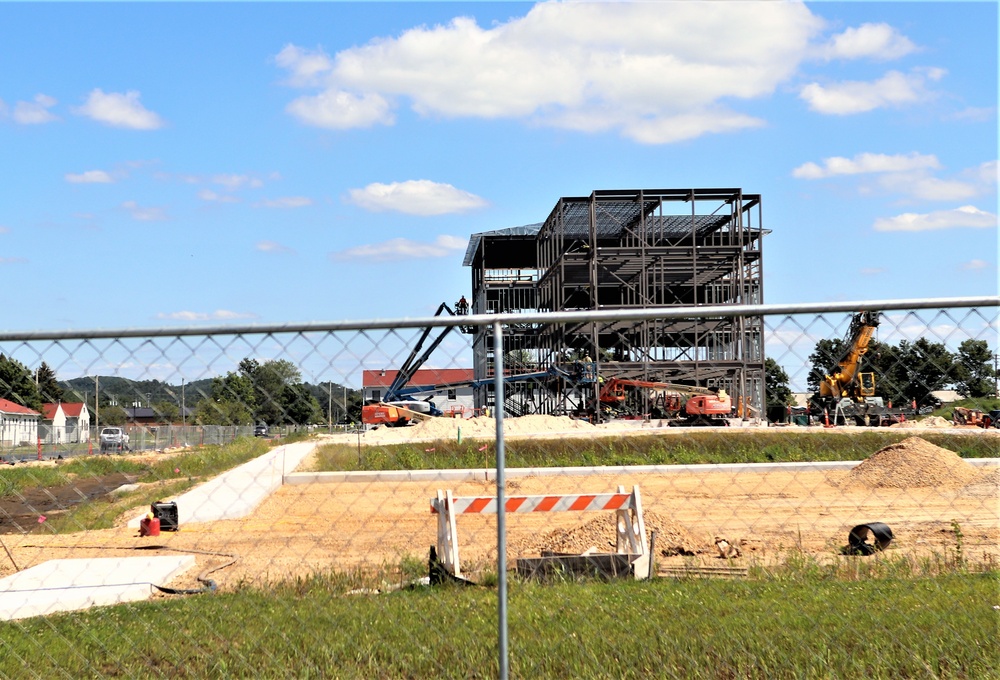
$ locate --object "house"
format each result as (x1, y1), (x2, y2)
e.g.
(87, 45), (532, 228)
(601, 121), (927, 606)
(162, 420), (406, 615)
(40, 402), (91, 444)
(362, 368), (476, 417)
(0, 398), (41, 447)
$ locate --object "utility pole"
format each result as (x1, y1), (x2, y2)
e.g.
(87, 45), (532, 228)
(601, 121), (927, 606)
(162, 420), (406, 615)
(343, 385), (348, 425)
(328, 382), (332, 433)
(994, 352), (999, 398)
(95, 376), (100, 429)
(181, 378), (186, 428)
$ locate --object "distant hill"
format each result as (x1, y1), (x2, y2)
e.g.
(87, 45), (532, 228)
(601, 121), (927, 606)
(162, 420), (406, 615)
(60, 377), (215, 406)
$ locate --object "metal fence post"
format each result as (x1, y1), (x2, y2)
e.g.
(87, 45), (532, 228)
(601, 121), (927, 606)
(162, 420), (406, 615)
(494, 320), (508, 680)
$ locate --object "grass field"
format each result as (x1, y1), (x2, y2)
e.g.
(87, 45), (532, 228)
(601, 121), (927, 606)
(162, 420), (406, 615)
(312, 429), (998, 472)
(1, 570), (995, 678)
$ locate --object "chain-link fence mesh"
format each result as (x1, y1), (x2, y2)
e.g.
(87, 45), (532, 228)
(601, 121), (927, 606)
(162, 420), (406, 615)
(0, 300), (997, 677)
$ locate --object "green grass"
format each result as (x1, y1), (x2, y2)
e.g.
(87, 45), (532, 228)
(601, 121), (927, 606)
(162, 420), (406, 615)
(312, 430), (999, 472)
(2, 437), (275, 533)
(0, 571), (995, 678)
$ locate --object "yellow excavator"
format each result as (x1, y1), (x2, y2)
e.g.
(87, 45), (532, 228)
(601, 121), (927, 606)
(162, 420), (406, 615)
(813, 311), (911, 426)
(818, 310), (879, 404)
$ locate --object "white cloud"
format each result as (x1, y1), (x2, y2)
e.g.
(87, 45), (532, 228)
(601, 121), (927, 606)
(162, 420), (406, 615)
(198, 189), (240, 203)
(946, 106), (996, 123)
(276, 2), (823, 143)
(155, 310), (258, 321)
(286, 89), (394, 130)
(346, 180), (488, 216)
(859, 267), (886, 276)
(821, 23), (917, 61)
(792, 152), (940, 179)
(0, 226), (8, 234)
(256, 196), (313, 209)
(0, 256), (28, 264)
(877, 173), (980, 202)
(121, 200), (167, 221)
(275, 44), (335, 87)
(13, 94), (58, 124)
(793, 155), (996, 202)
(212, 174), (263, 190)
(330, 234), (467, 262)
(74, 89), (164, 129)
(873, 205), (997, 232)
(961, 259), (990, 271)
(65, 170), (114, 184)
(256, 240), (295, 254)
(799, 69), (941, 115)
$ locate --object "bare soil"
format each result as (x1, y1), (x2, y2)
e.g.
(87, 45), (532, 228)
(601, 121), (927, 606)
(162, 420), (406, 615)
(0, 432), (996, 592)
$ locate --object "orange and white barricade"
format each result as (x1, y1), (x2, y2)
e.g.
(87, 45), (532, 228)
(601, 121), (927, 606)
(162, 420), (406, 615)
(430, 485), (649, 580)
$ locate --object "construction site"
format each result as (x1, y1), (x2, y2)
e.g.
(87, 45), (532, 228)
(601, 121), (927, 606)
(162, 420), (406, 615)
(364, 187), (767, 427)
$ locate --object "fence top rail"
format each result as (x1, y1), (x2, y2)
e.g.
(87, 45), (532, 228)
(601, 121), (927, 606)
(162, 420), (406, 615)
(1, 296), (996, 342)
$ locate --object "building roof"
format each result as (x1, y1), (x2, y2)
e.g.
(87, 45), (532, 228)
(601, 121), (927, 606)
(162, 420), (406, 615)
(41, 402), (88, 419)
(0, 398), (41, 416)
(363, 368), (474, 389)
(61, 402), (88, 417)
(463, 223), (541, 267)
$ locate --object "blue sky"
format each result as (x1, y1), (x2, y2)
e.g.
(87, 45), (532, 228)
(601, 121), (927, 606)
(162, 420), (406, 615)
(1, 1), (997, 333)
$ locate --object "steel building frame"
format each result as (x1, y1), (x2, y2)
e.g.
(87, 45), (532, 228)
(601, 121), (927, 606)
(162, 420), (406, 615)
(463, 188), (766, 419)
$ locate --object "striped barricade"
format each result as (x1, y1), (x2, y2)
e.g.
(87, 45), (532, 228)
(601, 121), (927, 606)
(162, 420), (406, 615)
(430, 485), (648, 580)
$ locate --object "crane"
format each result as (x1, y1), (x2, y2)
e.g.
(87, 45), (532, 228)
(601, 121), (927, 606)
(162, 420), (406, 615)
(818, 310), (879, 404)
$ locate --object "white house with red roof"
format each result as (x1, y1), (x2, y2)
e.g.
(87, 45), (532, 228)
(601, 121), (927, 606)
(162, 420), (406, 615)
(41, 402), (91, 444)
(0, 398), (41, 447)
(362, 368), (476, 417)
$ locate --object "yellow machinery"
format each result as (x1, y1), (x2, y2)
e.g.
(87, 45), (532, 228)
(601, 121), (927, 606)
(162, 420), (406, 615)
(819, 311), (880, 403)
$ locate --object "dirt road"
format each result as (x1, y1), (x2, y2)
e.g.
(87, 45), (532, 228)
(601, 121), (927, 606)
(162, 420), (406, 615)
(2, 438), (995, 590)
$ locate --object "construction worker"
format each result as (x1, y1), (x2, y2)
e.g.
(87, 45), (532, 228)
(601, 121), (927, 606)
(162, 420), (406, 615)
(456, 296), (469, 315)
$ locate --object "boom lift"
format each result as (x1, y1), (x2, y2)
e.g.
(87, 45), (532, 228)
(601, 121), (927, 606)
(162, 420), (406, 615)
(599, 378), (732, 426)
(362, 302), (459, 427)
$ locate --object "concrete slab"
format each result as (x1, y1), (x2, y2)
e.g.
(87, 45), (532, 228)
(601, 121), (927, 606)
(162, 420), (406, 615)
(128, 440), (318, 528)
(0, 555), (195, 621)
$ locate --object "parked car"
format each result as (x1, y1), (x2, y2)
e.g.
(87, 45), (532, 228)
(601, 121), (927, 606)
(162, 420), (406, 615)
(99, 427), (130, 453)
(254, 424), (269, 437)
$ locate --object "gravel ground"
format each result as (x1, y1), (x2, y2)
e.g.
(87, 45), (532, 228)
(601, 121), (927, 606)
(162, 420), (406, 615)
(1, 432), (996, 591)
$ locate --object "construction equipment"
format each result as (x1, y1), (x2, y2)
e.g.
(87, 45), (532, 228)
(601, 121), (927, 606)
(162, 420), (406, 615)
(952, 406), (992, 428)
(598, 378), (732, 425)
(818, 311), (880, 405)
(811, 311), (914, 426)
(363, 362), (596, 426)
(361, 302), (459, 426)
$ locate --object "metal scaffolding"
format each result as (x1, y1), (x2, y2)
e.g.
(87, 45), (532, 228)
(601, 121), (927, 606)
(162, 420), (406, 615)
(463, 188), (766, 419)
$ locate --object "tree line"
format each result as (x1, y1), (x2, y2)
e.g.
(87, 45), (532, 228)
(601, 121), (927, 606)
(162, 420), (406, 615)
(0, 355), (363, 427)
(764, 338), (996, 410)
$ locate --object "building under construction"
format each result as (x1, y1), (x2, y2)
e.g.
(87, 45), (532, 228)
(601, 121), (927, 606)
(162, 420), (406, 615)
(462, 188), (767, 419)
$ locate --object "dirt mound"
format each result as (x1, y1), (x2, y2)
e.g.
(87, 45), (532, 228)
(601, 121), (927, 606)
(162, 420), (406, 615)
(363, 414), (595, 444)
(890, 415), (953, 429)
(844, 437), (979, 489)
(508, 510), (703, 557)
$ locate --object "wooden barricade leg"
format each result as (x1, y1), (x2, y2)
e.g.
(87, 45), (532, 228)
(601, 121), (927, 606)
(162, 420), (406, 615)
(615, 485), (650, 579)
(436, 489), (462, 578)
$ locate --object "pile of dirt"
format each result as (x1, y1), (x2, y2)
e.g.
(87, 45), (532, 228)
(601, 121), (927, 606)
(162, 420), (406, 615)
(363, 414), (596, 444)
(508, 510), (704, 558)
(890, 416), (953, 429)
(844, 437), (980, 489)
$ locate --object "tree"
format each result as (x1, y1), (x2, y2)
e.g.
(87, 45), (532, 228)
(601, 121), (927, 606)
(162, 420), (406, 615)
(877, 338), (956, 405)
(953, 339), (996, 398)
(764, 358), (793, 409)
(281, 384), (323, 425)
(193, 399), (253, 426)
(97, 404), (127, 426)
(805, 338), (846, 394)
(0, 354), (43, 412)
(36, 362), (64, 403)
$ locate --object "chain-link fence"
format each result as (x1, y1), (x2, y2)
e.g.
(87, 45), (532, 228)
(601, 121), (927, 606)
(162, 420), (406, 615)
(0, 297), (997, 677)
